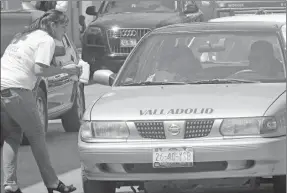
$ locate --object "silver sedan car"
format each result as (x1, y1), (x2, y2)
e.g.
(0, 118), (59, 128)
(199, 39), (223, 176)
(78, 21), (286, 193)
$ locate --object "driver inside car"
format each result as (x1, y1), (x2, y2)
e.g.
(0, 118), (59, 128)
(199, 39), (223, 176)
(229, 40), (284, 79)
(248, 40), (284, 78)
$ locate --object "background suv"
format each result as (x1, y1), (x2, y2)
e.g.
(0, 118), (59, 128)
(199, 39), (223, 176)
(81, 0), (204, 74)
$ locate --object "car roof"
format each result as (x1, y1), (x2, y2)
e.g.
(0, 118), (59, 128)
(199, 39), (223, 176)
(209, 14), (286, 25)
(152, 22), (282, 34)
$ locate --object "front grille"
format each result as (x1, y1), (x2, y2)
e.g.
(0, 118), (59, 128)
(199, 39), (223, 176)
(106, 28), (151, 54)
(107, 28), (151, 38)
(109, 46), (134, 54)
(135, 121), (166, 139)
(135, 119), (214, 139)
(184, 119), (214, 139)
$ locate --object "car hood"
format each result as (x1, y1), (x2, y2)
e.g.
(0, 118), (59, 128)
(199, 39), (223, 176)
(89, 12), (183, 29)
(88, 83), (285, 121)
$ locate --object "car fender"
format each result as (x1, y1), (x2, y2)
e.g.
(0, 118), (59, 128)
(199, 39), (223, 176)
(264, 91), (286, 116)
(33, 77), (48, 98)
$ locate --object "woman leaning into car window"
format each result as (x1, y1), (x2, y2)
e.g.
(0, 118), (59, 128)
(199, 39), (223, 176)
(1, 10), (79, 193)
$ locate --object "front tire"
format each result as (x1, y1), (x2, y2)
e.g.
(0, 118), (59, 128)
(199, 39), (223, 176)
(273, 175), (286, 193)
(61, 83), (85, 132)
(21, 87), (48, 145)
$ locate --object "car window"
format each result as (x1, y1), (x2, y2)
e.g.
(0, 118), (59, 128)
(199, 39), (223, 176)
(53, 36), (75, 66)
(64, 35), (79, 63)
(103, 0), (178, 14)
(192, 35), (284, 63)
(62, 36), (71, 48)
(116, 31), (286, 85)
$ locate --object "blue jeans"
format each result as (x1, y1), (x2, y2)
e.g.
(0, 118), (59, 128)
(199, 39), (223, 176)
(1, 88), (58, 189)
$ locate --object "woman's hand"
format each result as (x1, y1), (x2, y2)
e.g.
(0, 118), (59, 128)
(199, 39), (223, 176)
(62, 63), (82, 76)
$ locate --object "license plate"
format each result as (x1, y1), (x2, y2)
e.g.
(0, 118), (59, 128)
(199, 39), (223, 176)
(153, 147), (194, 168)
(120, 38), (137, 47)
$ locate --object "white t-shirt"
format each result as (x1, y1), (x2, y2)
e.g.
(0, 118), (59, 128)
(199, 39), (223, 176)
(1, 30), (55, 90)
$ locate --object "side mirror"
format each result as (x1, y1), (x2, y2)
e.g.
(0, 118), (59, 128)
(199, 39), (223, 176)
(54, 46), (66, 57)
(93, 69), (115, 86)
(86, 6), (98, 16)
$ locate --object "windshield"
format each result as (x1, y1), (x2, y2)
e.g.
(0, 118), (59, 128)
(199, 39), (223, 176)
(115, 32), (286, 86)
(103, 0), (182, 13)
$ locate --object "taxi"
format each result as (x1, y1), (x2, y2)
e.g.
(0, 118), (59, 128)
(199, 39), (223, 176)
(78, 20), (286, 193)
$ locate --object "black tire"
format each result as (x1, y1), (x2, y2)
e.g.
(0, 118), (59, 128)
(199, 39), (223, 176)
(82, 175), (116, 193)
(273, 175), (286, 193)
(21, 88), (48, 145)
(61, 83), (85, 132)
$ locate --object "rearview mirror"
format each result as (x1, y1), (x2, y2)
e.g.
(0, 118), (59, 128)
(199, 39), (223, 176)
(54, 46), (66, 57)
(93, 69), (115, 86)
(86, 6), (98, 16)
(197, 44), (226, 53)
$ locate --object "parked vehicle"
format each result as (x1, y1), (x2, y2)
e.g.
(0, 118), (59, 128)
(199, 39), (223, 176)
(219, 0), (286, 16)
(81, 0), (204, 74)
(78, 19), (286, 193)
(1, 9), (85, 145)
(199, 0), (286, 20)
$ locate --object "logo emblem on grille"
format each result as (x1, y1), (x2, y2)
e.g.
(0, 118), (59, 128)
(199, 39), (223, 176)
(168, 124), (181, 136)
(120, 29), (137, 37)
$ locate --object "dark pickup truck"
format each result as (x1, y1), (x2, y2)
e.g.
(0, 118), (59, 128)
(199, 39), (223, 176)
(81, 0), (204, 74)
(1, 9), (85, 145)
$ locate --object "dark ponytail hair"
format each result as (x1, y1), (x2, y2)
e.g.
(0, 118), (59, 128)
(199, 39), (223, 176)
(12, 9), (68, 43)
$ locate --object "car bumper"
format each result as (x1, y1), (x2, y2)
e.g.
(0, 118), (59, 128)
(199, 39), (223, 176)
(78, 136), (286, 181)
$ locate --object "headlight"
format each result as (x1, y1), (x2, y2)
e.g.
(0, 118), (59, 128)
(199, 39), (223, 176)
(84, 27), (105, 46)
(80, 121), (130, 141)
(220, 117), (279, 136)
(86, 27), (102, 35)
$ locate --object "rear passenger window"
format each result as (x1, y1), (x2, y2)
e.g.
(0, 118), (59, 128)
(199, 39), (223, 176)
(62, 36), (70, 48)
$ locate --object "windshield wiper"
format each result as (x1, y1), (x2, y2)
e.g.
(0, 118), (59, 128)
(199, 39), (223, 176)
(187, 78), (259, 84)
(122, 81), (187, 86)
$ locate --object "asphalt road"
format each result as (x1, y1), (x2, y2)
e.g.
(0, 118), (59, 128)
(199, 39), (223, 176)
(1, 83), (275, 193)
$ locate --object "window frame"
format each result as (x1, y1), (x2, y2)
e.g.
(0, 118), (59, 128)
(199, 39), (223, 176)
(62, 35), (71, 48)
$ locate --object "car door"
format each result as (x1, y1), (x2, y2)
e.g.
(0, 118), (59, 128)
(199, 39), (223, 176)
(47, 35), (75, 116)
